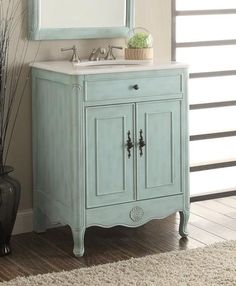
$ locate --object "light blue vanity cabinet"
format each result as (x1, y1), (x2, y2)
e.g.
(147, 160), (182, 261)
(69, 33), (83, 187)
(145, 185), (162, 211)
(31, 62), (189, 257)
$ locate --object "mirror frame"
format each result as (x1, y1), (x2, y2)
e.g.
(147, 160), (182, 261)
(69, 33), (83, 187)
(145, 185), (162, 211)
(28, 0), (134, 40)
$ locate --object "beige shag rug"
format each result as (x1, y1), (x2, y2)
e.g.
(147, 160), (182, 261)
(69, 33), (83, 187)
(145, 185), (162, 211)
(1, 240), (236, 286)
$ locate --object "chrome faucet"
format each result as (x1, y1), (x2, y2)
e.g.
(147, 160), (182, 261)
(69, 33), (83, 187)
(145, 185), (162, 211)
(104, 45), (123, 60)
(61, 45), (81, 63)
(89, 47), (106, 61)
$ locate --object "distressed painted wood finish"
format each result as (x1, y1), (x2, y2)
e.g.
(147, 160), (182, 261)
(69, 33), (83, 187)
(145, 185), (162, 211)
(86, 194), (183, 227)
(86, 104), (135, 208)
(32, 69), (86, 256)
(32, 75), (77, 226)
(137, 100), (181, 200)
(28, 0), (134, 40)
(32, 67), (189, 257)
(85, 74), (182, 102)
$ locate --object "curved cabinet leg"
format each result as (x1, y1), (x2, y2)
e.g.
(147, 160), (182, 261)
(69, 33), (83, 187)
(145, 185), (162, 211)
(72, 228), (85, 257)
(33, 208), (47, 233)
(179, 210), (189, 238)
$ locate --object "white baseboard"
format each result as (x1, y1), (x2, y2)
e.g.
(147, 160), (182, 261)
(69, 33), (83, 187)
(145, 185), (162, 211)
(13, 209), (33, 235)
(12, 209), (62, 235)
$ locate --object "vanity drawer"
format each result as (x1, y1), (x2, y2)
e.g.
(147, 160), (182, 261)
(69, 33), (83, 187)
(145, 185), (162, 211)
(84, 74), (183, 102)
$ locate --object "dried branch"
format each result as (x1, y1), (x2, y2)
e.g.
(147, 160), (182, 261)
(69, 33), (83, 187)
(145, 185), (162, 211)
(0, 0), (41, 168)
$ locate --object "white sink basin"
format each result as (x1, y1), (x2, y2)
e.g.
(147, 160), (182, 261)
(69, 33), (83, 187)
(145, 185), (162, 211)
(75, 59), (153, 68)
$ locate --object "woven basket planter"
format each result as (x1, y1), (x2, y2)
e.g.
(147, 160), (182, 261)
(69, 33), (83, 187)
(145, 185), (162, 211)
(125, 48), (153, 60)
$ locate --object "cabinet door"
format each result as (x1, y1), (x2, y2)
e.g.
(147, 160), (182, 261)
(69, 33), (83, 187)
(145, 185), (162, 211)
(137, 100), (181, 200)
(86, 104), (135, 208)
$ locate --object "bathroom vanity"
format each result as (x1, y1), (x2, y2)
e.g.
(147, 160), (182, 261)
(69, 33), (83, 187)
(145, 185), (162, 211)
(31, 61), (189, 256)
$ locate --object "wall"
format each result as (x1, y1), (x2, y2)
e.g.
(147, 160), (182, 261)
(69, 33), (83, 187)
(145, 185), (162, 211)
(7, 0), (171, 211)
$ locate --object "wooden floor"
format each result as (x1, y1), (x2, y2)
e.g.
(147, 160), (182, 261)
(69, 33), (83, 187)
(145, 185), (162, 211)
(1, 196), (236, 282)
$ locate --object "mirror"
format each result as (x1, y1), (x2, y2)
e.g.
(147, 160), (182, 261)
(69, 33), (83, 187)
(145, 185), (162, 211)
(28, 0), (134, 40)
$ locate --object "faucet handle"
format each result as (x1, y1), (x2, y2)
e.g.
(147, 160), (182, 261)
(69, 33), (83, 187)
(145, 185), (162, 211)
(104, 45), (123, 60)
(61, 45), (81, 63)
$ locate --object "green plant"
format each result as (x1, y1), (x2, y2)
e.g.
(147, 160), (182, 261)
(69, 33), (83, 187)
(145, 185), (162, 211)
(128, 32), (153, 49)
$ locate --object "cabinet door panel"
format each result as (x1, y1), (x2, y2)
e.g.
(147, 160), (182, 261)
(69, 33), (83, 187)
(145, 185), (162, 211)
(86, 104), (135, 208)
(137, 100), (181, 200)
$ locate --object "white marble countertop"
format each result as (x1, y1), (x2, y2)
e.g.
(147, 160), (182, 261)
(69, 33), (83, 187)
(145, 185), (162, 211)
(30, 60), (188, 75)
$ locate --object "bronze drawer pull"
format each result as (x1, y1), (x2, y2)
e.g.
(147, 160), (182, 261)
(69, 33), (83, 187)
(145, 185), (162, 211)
(127, 131), (134, 158)
(139, 129), (146, 156)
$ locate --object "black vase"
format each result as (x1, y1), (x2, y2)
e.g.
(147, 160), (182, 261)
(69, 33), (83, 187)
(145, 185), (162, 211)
(0, 166), (21, 256)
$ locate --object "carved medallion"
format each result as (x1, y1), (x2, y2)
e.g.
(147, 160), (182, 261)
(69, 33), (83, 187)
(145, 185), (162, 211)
(130, 206), (144, 222)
